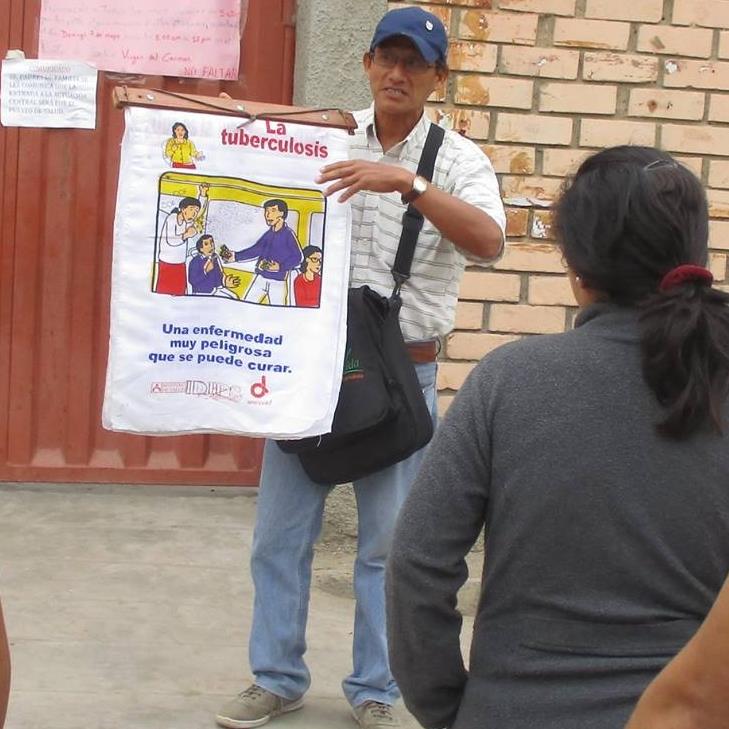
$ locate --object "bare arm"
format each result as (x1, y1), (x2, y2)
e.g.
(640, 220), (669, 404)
(410, 179), (503, 260)
(625, 574), (729, 729)
(0, 600), (10, 728)
(194, 184), (210, 231)
(316, 160), (503, 260)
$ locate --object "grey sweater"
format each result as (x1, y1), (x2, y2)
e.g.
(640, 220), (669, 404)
(386, 303), (729, 729)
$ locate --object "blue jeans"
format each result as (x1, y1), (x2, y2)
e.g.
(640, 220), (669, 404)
(248, 362), (438, 708)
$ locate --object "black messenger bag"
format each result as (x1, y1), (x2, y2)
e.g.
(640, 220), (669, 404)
(277, 123), (445, 484)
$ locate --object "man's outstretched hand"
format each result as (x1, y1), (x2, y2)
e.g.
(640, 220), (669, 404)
(316, 161), (413, 203)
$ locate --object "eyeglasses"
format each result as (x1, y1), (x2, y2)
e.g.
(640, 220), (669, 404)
(369, 49), (435, 75)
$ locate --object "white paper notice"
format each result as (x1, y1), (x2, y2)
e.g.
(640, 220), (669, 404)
(0, 59), (97, 129)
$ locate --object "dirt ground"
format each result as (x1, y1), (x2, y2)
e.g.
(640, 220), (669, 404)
(314, 485), (484, 615)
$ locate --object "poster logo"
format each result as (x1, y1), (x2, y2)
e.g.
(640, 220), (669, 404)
(150, 380), (242, 402)
(250, 375), (269, 399)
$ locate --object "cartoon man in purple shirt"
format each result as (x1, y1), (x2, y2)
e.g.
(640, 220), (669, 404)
(188, 234), (240, 298)
(221, 199), (303, 305)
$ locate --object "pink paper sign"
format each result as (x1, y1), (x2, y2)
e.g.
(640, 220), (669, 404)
(38, 0), (246, 79)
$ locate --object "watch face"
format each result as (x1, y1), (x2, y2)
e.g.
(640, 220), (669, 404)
(401, 175), (428, 205)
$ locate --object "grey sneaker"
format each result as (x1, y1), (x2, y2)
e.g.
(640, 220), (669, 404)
(216, 684), (304, 728)
(352, 701), (400, 729)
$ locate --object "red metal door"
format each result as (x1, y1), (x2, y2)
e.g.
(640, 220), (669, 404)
(0, 0), (296, 484)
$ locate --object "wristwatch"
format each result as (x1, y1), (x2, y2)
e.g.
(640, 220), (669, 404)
(401, 174), (428, 205)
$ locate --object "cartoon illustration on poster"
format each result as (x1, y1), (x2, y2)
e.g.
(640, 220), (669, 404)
(152, 170), (325, 308)
(103, 107), (352, 439)
(163, 122), (205, 169)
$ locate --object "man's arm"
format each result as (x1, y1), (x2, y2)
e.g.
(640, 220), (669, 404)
(625, 574), (729, 729)
(233, 236), (267, 263)
(187, 257), (206, 291)
(316, 159), (503, 260)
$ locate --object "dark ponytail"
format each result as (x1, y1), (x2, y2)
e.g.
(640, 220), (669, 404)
(553, 145), (729, 439)
(641, 283), (729, 438)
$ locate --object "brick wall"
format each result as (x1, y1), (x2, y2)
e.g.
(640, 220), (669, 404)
(386, 0), (729, 412)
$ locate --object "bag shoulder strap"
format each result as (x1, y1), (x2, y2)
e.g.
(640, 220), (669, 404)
(391, 122), (446, 295)
(416, 122), (446, 181)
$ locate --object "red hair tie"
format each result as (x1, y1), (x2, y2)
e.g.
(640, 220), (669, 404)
(659, 264), (714, 292)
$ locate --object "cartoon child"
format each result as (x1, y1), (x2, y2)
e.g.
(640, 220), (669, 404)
(293, 245), (322, 308)
(164, 122), (204, 169)
(188, 234), (240, 299)
(221, 199), (303, 306)
(155, 183), (209, 296)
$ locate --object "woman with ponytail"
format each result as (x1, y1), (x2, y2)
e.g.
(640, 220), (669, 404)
(386, 146), (729, 729)
(553, 147), (729, 440)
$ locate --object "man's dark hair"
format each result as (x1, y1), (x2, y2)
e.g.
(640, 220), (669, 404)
(195, 234), (214, 253)
(264, 199), (288, 219)
(554, 145), (729, 439)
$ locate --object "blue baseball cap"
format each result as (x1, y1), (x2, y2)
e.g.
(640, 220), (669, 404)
(370, 7), (448, 65)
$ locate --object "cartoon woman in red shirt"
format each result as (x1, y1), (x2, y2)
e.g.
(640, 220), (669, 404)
(293, 245), (322, 308)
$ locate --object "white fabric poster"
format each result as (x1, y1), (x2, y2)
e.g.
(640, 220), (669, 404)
(103, 106), (351, 438)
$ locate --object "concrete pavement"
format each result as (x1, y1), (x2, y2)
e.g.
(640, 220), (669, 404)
(0, 482), (437, 729)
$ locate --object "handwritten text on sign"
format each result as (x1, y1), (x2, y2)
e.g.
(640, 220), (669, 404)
(38, 0), (245, 79)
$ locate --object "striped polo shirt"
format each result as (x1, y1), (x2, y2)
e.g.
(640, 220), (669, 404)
(348, 104), (506, 342)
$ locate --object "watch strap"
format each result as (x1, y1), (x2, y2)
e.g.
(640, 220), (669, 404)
(401, 175), (427, 205)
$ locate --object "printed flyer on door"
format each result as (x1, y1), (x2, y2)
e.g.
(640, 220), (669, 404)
(103, 106), (352, 438)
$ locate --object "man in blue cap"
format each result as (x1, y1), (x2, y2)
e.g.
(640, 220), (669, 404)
(216, 7), (505, 729)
